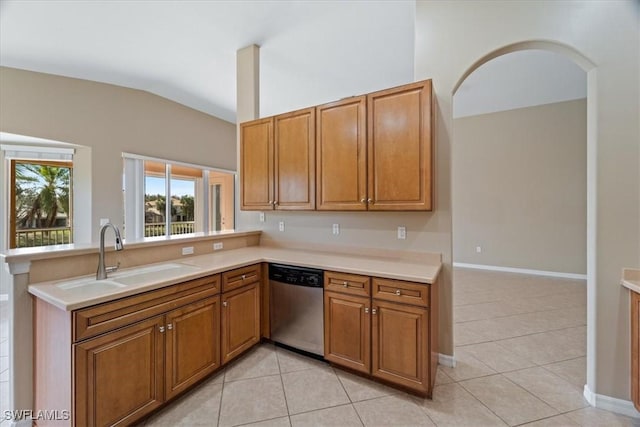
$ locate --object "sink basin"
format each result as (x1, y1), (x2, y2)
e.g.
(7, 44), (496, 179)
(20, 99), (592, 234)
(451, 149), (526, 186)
(110, 262), (201, 286)
(56, 277), (126, 291)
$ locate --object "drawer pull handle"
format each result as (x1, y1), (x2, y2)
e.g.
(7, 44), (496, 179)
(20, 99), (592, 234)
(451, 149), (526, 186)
(395, 289), (402, 296)
(223, 301), (228, 307)
(159, 326), (165, 333)
(167, 323), (173, 330)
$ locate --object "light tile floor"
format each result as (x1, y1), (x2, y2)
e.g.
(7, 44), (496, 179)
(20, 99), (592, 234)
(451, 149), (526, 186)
(139, 268), (636, 426)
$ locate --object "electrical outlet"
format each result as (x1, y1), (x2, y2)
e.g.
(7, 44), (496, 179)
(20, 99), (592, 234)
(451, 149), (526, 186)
(332, 224), (340, 235)
(259, 212), (265, 222)
(476, 246), (482, 253)
(397, 226), (406, 240)
(100, 218), (110, 226)
(213, 242), (223, 250)
(182, 246), (194, 255)
(278, 221), (285, 232)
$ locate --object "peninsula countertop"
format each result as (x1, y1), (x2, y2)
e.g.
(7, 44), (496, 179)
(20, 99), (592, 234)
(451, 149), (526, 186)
(29, 245), (442, 311)
(622, 268), (640, 294)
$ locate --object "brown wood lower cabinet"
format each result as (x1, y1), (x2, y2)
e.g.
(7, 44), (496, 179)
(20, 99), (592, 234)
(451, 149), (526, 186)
(632, 290), (640, 411)
(323, 271), (437, 397)
(221, 282), (261, 364)
(371, 299), (429, 392)
(165, 296), (221, 400)
(74, 316), (165, 427)
(324, 291), (370, 374)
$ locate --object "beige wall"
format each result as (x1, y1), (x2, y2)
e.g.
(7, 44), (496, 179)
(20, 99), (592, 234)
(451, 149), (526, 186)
(453, 99), (587, 274)
(0, 66), (237, 242)
(415, 0), (639, 405)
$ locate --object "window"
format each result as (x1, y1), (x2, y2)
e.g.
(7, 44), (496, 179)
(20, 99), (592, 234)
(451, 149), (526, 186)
(2, 144), (75, 249)
(123, 153), (235, 240)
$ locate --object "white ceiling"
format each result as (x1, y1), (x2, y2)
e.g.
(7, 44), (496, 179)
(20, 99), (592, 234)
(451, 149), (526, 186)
(1, 1), (586, 124)
(0, 0), (415, 123)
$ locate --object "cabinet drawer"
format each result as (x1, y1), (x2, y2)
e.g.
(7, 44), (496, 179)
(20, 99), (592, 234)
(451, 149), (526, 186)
(325, 271), (370, 297)
(74, 274), (220, 342)
(222, 264), (261, 292)
(372, 278), (429, 307)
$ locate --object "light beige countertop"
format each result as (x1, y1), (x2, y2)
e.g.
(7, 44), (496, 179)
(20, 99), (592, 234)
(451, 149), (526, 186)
(29, 246), (442, 311)
(622, 268), (640, 294)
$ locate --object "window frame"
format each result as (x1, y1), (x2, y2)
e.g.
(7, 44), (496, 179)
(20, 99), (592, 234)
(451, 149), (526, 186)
(9, 159), (74, 249)
(122, 153), (236, 241)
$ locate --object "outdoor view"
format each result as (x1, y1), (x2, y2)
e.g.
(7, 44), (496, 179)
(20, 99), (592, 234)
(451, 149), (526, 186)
(144, 161), (197, 237)
(12, 160), (72, 248)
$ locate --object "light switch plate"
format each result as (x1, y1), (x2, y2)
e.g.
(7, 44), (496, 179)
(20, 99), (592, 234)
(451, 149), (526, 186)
(476, 246), (482, 253)
(259, 212), (265, 222)
(182, 246), (194, 255)
(213, 242), (223, 250)
(332, 224), (340, 235)
(397, 226), (406, 240)
(278, 221), (285, 232)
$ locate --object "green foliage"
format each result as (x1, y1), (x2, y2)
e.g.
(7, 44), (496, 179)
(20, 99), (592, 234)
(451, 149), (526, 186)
(15, 163), (71, 229)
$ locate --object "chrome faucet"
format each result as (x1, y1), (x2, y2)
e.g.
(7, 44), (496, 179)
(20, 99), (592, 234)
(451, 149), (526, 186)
(97, 222), (124, 280)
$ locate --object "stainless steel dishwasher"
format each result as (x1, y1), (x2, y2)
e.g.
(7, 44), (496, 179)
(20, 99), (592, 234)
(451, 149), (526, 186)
(269, 264), (324, 356)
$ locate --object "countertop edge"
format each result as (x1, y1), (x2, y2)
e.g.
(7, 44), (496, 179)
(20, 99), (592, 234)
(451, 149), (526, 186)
(29, 247), (442, 311)
(621, 268), (640, 294)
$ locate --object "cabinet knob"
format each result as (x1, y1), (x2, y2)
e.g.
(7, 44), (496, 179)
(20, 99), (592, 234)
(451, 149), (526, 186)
(395, 289), (402, 296)
(167, 323), (173, 330)
(343, 281), (348, 287)
(364, 307), (369, 314)
(361, 198), (366, 203)
(372, 308), (377, 315)
(223, 301), (228, 307)
(159, 326), (165, 333)
(268, 200), (273, 204)
(367, 198), (374, 204)
(241, 274), (246, 280)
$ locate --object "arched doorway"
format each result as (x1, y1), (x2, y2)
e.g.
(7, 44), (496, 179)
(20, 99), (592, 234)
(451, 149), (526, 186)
(450, 40), (597, 403)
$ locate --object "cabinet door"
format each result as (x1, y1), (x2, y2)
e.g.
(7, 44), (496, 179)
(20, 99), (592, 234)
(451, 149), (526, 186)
(274, 107), (315, 210)
(240, 117), (274, 210)
(165, 296), (221, 400)
(221, 283), (260, 364)
(316, 97), (367, 210)
(367, 80), (433, 211)
(372, 300), (430, 395)
(74, 316), (164, 427)
(632, 291), (640, 411)
(324, 291), (370, 374)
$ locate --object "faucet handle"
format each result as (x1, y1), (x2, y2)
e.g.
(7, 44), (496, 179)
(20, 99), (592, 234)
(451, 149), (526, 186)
(105, 262), (121, 274)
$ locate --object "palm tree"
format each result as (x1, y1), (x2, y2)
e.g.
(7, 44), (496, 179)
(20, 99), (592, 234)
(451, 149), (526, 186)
(15, 163), (70, 229)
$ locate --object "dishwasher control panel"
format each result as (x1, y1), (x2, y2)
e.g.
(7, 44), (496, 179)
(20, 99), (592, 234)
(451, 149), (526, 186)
(269, 264), (324, 288)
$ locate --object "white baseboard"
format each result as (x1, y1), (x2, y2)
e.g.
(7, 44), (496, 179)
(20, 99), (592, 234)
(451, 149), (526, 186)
(583, 384), (640, 418)
(438, 353), (456, 368)
(453, 262), (587, 280)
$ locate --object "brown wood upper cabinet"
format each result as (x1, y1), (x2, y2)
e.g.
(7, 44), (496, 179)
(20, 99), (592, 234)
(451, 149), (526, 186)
(242, 79), (434, 212)
(316, 96), (367, 210)
(240, 117), (274, 210)
(240, 109), (316, 210)
(367, 80), (433, 211)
